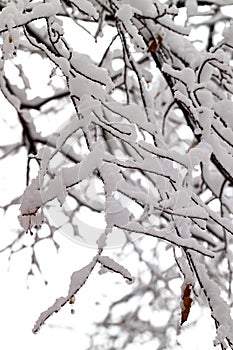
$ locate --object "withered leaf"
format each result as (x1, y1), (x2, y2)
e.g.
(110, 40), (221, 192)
(181, 284), (193, 325)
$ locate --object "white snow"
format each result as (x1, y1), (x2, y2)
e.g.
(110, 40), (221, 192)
(71, 0), (98, 19)
(116, 4), (146, 51)
(98, 256), (134, 284)
(32, 258), (96, 333)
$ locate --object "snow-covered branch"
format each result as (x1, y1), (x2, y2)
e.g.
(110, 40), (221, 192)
(1, 0), (233, 348)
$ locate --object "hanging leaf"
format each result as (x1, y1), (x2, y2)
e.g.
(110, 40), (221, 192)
(181, 283), (193, 325)
(147, 40), (158, 52)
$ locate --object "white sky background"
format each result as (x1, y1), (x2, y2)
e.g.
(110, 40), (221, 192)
(0, 9), (227, 350)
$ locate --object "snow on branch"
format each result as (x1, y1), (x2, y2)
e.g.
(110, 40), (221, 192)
(1, 0), (233, 348)
(33, 257), (97, 333)
(98, 255), (134, 284)
(117, 221), (214, 258)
